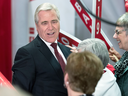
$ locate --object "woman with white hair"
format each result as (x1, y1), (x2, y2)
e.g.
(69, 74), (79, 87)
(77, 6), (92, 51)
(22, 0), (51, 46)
(67, 38), (121, 96)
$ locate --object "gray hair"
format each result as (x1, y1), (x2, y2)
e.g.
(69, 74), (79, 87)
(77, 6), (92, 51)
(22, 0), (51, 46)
(116, 12), (128, 35)
(34, 3), (60, 24)
(77, 38), (109, 68)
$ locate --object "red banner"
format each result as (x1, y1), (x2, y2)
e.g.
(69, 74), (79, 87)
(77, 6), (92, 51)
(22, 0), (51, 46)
(95, 0), (102, 38)
(70, 0), (112, 50)
(58, 29), (81, 47)
(70, 0), (92, 32)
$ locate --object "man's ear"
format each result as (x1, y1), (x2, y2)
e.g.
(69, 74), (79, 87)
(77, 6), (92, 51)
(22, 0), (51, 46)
(35, 23), (39, 33)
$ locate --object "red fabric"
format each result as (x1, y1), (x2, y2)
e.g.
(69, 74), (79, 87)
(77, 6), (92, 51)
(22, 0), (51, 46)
(125, 0), (128, 12)
(0, 0), (12, 82)
(106, 64), (115, 74)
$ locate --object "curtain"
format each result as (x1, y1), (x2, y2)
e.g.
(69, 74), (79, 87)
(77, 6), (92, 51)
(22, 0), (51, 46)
(0, 0), (12, 82)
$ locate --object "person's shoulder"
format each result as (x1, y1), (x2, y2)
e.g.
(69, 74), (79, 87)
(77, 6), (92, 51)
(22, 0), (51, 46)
(116, 70), (128, 85)
(16, 37), (39, 54)
(20, 35), (41, 49)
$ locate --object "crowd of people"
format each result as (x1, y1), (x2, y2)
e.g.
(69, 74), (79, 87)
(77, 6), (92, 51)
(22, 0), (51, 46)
(76, 38), (121, 96)
(1, 2), (128, 96)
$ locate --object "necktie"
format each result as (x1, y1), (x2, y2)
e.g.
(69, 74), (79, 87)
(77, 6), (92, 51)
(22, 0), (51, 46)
(51, 43), (65, 73)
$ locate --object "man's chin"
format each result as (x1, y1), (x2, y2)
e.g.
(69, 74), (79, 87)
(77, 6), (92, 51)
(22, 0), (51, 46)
(46, 39), (56, 43)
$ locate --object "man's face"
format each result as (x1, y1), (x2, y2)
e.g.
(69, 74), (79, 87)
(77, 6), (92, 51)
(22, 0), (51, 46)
(113, 27), (128, 51)
(36, 9), (60, 43)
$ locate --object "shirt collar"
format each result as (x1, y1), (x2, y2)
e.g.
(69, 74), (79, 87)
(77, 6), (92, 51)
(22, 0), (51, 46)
(39, 36), (58, 46)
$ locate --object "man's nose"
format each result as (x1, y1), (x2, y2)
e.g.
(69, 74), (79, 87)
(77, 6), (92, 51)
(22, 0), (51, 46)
(48, 23), (53, 30)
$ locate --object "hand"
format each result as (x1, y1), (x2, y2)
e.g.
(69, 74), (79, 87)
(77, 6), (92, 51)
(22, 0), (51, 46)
(65, 45), (78, 53)
(109, 47), (121, 62)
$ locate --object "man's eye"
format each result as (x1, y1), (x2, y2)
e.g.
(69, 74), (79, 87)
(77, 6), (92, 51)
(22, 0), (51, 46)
(52, 20), (58, 23)
(42, 22), (47, 25)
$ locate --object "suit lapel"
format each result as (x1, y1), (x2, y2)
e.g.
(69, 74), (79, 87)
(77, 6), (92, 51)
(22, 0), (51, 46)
(35, 36), (64, 82)
(58, 42), (69, 59)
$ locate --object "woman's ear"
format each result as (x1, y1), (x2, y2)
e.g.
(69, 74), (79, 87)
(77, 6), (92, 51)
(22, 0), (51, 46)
(64, 73), (69, 88)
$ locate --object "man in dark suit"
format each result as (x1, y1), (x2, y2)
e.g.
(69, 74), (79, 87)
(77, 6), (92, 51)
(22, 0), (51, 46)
(12, 3), (71, 96)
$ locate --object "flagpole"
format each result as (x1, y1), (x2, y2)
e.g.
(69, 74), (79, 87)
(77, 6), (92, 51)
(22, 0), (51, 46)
(91, 0), (96, 38)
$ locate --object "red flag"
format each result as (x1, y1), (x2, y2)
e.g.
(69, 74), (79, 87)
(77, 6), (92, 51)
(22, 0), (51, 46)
(0, 0), (12, 82)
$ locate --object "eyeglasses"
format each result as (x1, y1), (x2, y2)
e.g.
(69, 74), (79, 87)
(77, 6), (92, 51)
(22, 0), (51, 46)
(114, 29), (126, 35)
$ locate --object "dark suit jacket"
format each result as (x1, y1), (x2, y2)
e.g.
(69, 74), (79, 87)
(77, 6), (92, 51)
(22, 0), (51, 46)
(12, 35), (71, 96)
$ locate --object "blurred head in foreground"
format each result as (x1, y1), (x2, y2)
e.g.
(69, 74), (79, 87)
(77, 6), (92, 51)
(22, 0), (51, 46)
(64, 51), (103, 96)
(0, 86), (33, 96)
